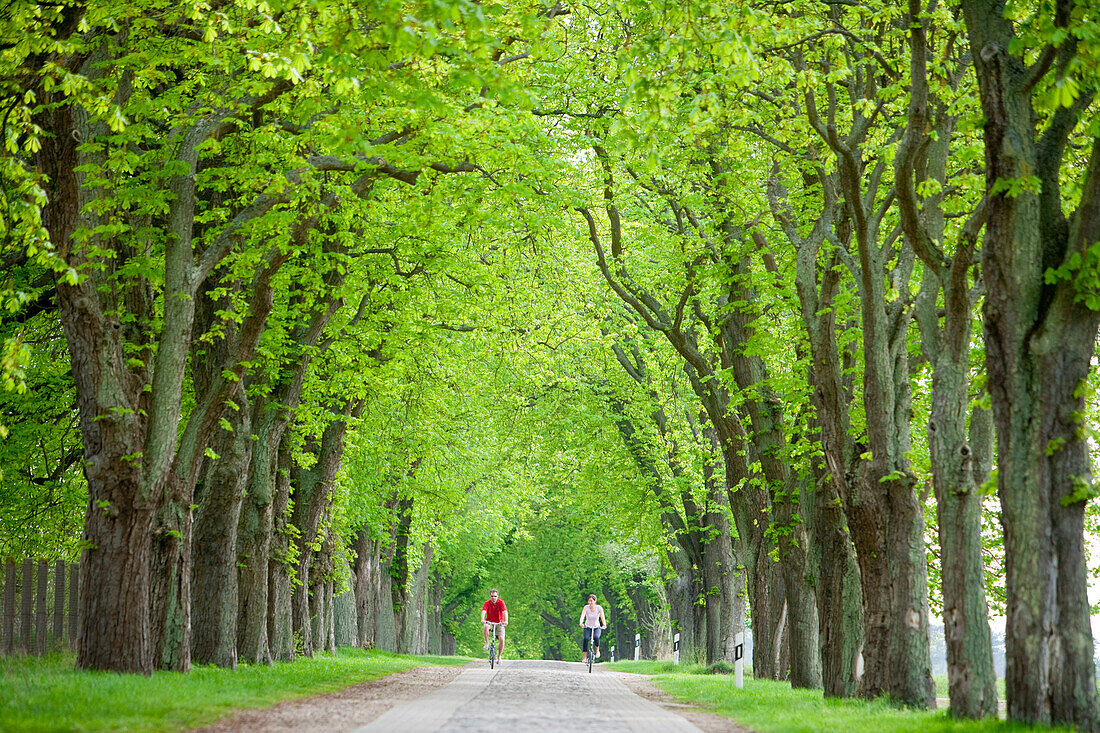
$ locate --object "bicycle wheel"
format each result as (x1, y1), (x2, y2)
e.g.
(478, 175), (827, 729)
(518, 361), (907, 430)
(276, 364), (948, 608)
(587, 633), (594, 673)
(489, 638), (496, 669)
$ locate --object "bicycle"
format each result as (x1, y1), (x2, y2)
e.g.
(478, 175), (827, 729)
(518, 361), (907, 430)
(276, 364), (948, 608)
(485, 621), (505, 669)
(583, 625), (603, 673)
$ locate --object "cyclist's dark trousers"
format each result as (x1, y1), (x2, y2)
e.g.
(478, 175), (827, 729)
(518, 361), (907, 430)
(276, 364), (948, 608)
(582, 627), (602, 652)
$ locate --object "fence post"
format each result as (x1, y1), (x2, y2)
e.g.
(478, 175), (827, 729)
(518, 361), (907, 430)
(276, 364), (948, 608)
(52, 561), (65, 649)
(36, 559), (47, 655)
(68, 563), (80, 649)
(21, 558), (33, 653)
(2, 559), (14, 653)
(634, 632), (640, 661)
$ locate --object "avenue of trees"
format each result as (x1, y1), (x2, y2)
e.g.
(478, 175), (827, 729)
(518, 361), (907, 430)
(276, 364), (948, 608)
(1, 0), (1098, 729)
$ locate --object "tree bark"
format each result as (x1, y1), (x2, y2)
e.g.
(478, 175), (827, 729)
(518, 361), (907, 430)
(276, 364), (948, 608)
(962, 2), (1100, 726)
(389, 496), (416, 652)
(268, 447), (295, 662)
(190, 394), (251, 667)
(664, 548), (700, 661)
(806, 96), (935, 708)
(771, 170), (865, 698)
(896, 1), (998, 714)
(235, 406), (278, 665)
(38, 64), (159, 675)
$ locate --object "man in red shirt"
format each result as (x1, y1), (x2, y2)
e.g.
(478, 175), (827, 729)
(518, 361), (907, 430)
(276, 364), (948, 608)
(481, 588), (509, 655)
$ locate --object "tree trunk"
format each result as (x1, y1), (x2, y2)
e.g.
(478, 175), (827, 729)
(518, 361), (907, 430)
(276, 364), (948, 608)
(772, 153), (864, 698)
(715, 189), (820, 689)
(190, 390), (252, 667)
(40, 82), (159, 675)
(700, 420), (738, 665)
(428, 571), (444, 654)
(664, 548), (699, 661)
(402, 544), (433, 654)
(352, 528), (378, 648)
(309, 580), (324, 654)
(236, 406), (280, 665)
(375, 543), (398, 652)
(389, 497), (415, 652)
(896, 2), (998, 714)
(828, 123), (934, 709)
(962, 1), (1100, 727)
(334, 563), (357, 648)
(811, 459), (864, 697)
(931, 369), (997, 718)
(268, 448), (295, 662)
(914, 266), (998, 718)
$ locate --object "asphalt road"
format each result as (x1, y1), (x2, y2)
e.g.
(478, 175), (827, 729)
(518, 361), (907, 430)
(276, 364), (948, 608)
(353, 659), (703, 733)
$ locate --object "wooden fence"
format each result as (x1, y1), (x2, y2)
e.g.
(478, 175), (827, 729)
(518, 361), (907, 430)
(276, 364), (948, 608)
(0, 558), (80, 655)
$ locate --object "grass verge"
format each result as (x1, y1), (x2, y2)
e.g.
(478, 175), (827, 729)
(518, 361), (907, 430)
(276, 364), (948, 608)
(0, 648), (470, 733)
(604, 661), (1066, 732)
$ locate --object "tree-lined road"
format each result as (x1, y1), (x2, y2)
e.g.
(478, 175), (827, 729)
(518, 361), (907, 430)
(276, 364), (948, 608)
(356, 661), (704, 733)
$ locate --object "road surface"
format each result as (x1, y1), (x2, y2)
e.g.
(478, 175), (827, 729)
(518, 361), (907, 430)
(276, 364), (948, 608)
(354, 659), (703, 733)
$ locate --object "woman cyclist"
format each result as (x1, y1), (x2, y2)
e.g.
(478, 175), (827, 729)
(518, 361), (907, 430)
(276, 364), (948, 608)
(578, 594), (607, 664)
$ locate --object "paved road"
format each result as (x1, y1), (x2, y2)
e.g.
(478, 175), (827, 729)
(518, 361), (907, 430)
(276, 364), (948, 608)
(354, 660), (703, 733)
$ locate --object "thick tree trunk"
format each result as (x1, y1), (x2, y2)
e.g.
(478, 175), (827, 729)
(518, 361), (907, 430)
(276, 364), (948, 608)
(717, 204), (820, 689)
(334, 563), (358, 648)
(325, 580), (336, 654)
(773, 163), (864, 698)
(39, 88), (160, 675)
(76, 475), (156, 673)
(428, 571), (444, 655)
(914, 265), (997, 718)
(292, 558), (314, 657)
(897, 3), (998, 714)
(150, 478), (193, 672)
(701, 510), (733, 664)
(308, 580), (324, 654)
(374, 545), (398, 652)
(811, 472), (863, 696)
(352, 528), (378, 648)
(236, 407), (280, 665)
(389, 497), (415, 652)
(931, 374), (997, 718)
(402, 545), (433, 654)
(268, 449), (295, 661)
(700, 424), (738, 665)
(726, 457), (782, 680)
(664, 548), (699, 661)
(831, 132), (934, 708)
(773, 479), (820, 687)
(190, 394), (252, 667)
(962, 1), (1100, 727)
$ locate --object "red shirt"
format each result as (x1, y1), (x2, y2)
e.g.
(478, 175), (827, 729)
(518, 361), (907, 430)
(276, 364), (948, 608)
(482, 598), (507, 623)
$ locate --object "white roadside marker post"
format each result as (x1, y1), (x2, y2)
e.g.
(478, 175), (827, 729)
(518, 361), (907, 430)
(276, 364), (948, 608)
(734, 631), (744, 689)
(634, 633), (640, 661)
(673, 632), (680, 666)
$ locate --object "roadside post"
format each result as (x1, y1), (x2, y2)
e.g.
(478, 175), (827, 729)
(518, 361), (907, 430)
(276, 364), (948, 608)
(734, 631), (744, 689)
(634, 633), (640, 661)
(673, 632), (680, 665)
(610, 645), (615, 663)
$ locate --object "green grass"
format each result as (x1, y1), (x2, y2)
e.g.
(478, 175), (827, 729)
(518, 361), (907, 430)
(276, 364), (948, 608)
(933, 675), (1008, 699)
(0, 648), (471, 733)
(604, 661), (1066, 733)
